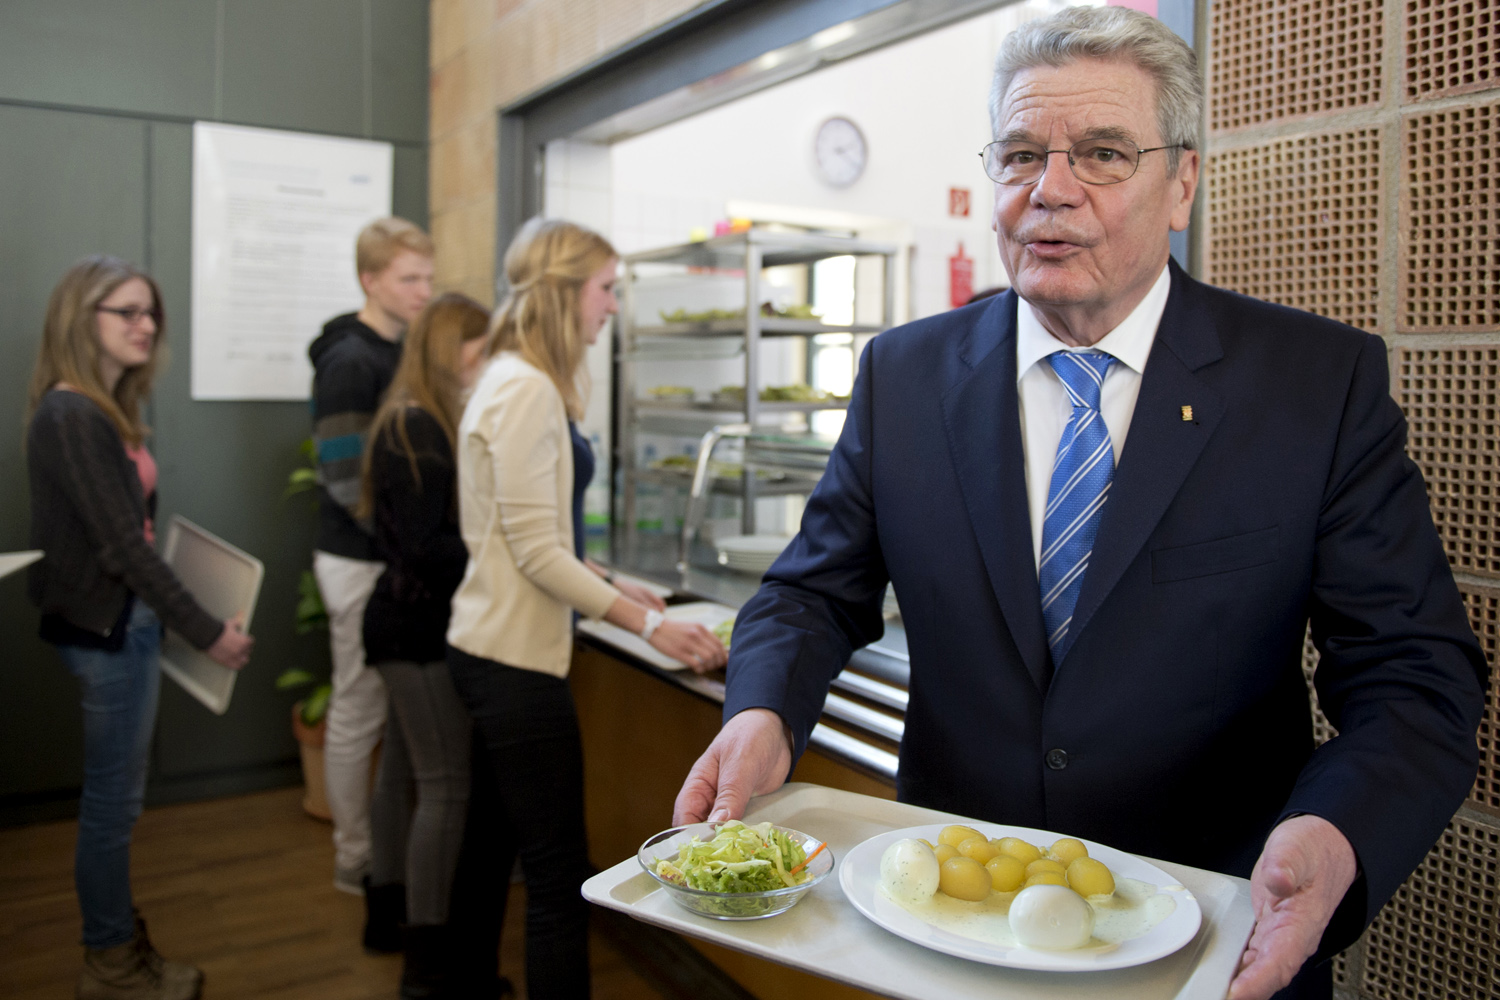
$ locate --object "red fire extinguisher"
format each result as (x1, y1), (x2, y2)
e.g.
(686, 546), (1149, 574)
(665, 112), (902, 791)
(949, 242), (974, 309)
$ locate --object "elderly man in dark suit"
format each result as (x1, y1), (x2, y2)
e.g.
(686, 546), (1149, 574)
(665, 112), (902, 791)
(672, 7), (1486, 1000)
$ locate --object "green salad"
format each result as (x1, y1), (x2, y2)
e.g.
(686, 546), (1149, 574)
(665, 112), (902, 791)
(653, 821), (810, 894)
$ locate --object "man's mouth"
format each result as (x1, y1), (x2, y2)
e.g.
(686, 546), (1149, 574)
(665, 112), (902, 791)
(1025, 240), (1083, 258)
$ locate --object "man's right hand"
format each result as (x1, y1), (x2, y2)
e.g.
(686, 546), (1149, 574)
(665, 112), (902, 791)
(672, 708), (793, 825)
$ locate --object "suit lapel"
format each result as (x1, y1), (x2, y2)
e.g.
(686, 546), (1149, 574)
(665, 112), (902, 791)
(940, 294), (1052, 691)
(1066, 263), (1225, 654)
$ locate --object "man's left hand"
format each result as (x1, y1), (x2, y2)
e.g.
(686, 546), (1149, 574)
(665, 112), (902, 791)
(1228, 814), (1358, 1000)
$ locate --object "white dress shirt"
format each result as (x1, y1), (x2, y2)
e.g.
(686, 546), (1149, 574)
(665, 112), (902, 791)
(1016, 265), (1172, 568)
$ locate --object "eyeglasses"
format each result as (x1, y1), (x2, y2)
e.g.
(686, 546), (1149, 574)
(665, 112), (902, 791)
(96, 305), (162, 326)
(979, 139), (1184, 186)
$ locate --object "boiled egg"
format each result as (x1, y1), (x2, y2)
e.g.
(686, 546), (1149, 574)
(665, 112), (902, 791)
(880, 838), (940, 903)
(1008, 884), (1094, 950)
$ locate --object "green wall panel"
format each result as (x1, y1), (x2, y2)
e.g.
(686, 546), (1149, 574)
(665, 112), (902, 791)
(0, 1), (217, 120)
(219, 0), (368, 137)
(393, 142), (429, 227)
(0, 104), (149, 801)
(371, 0), (431, 145)
(0, 1), (428, 822)
(145, 121), (328, 780)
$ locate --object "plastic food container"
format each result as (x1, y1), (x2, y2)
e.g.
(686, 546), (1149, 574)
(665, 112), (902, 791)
(637, 823), (834, 920)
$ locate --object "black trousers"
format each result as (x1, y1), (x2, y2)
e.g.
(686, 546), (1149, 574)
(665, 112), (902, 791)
(447, 644), (592, 1000)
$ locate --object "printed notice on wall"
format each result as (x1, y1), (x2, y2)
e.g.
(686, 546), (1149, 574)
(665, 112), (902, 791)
(191, 122), (393, 400)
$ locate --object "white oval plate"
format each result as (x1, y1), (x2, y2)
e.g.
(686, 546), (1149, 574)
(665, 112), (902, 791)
(839, 823), (1202, 972)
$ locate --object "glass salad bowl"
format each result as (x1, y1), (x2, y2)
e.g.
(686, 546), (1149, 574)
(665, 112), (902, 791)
(637, 821), (835, 920)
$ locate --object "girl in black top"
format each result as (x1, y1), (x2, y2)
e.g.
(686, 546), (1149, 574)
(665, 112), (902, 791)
(26, 255), (253, 999)
(359, 293), (490, 997)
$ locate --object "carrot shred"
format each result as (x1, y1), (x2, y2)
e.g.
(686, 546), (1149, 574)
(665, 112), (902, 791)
(789, 840), (827, 876)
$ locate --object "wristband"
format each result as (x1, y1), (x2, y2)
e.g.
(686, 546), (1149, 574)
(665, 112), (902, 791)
(640, 608), (665, 641)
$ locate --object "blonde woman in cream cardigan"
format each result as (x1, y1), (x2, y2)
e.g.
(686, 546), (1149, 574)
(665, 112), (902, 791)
(447, 218), (726, 998)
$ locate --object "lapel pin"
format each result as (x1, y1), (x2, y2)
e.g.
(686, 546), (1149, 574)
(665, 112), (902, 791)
(1180, 405), (1194, 422)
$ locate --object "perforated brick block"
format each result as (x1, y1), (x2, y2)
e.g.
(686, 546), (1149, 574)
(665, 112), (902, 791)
(1210, 0), (1383, 132)
(1207, 130), (1383, 332)
(1397, 347), (1500, 575)
(1459, 583), (1500, 815)
(1301, 627), (1340, 746)
(1406, 0), (1497, 102)
(1360, 815), (1500, 999)
(1333, 944), (1357, 991)
(1400, 99), (1500, 332)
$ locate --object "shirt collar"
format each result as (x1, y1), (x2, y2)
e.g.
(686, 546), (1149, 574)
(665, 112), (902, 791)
(1015, 264), (1172, 382)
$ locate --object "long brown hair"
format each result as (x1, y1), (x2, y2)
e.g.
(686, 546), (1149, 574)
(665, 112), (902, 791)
(486, 217), (616, 421)
(27, 255), (166, 447)
(358, 292), (490, 517)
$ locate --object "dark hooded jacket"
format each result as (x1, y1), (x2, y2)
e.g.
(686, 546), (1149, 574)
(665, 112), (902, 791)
(309, 312), (401, 561)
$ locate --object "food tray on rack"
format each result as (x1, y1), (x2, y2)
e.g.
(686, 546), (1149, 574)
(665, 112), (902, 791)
(582, 783), (1254, 1000)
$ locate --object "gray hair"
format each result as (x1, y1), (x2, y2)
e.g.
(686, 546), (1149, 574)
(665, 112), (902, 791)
(990, 6), (1202, 174)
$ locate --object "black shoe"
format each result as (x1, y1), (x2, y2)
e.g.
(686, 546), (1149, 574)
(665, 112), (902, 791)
(400, 924), (451, 1000)
(362, 878), (406, 955)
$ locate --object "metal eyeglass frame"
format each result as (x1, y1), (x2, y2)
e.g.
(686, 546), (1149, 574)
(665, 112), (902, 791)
(978, 140), (1185, 186)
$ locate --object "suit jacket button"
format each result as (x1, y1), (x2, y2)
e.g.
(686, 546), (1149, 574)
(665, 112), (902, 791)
(1045, 748), (1069, 770)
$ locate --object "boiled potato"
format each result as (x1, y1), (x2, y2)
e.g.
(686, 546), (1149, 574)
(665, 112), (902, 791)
(1025, 858), (1067, 879)
(939, 857), (992, 901)
(1049, 838), (1089, 865)
(1067, 857), (1116, 897)
(985, 854), (1026, 892)
(958, 836), (998, 864)
(995, 837), (1042, 865)
(918, 839), (937, 851)
(1024, 870), (1068, 888)
(939, 825), (986, 849)
(933, 843), (959, 865)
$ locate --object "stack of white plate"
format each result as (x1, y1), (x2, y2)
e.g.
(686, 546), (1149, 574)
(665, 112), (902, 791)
(715, 534), (792, 575)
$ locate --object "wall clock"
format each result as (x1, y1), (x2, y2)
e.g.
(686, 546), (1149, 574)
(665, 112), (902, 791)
(814, 116), (867, 188)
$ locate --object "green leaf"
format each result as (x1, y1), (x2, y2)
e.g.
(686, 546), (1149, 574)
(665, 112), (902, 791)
(301, 683), (332, 726)
(294, 570), (328, 634)
(300, 436), (318, 465)
(283, 467), (319, 499)
(275, 668), (316, 691)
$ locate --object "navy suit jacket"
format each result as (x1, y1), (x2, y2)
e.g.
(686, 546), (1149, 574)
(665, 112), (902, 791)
(724, 260), (1486, 948)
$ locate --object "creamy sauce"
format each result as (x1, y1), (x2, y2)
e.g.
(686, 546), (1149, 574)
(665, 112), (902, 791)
(882, 877), (1177, 953)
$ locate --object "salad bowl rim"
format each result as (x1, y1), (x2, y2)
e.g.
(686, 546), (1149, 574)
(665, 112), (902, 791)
(637, 821), (835, 899)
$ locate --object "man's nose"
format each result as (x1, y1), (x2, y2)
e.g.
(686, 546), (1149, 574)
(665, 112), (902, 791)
(1031, 149), (1085, 207)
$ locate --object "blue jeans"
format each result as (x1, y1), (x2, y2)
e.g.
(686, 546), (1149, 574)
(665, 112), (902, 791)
(55, 602), (161, 949)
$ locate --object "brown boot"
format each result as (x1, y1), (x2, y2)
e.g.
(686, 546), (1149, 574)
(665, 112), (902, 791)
(77, 913), (203, 1000)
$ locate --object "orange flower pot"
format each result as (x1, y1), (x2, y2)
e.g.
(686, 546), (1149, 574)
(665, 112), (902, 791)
(291, 702), (332, 821)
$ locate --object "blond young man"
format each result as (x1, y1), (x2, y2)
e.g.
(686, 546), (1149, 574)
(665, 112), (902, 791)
(309, 217), (434, 895)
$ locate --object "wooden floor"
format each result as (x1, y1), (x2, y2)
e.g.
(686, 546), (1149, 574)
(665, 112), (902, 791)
(0, 787), (664, 1000)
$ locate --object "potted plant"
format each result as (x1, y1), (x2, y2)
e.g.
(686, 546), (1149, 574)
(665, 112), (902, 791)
(279, 439), (333, 820)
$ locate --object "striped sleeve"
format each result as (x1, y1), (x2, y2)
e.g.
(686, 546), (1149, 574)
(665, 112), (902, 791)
(315, 410), (373, 513)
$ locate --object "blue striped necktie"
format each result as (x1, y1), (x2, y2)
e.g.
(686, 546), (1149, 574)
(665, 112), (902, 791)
(1039, 350), (1116, 662)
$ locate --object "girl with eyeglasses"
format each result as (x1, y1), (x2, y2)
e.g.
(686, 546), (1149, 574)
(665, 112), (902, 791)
(25, 255), (254, 1000)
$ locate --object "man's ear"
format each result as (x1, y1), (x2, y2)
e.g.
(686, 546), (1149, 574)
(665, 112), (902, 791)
(1169, 148), (1200, 233)
(358, 270), (377, 297)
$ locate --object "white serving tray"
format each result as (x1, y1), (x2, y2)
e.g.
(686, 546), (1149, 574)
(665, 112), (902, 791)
(576, 600), (735, 671)
(582, 783), (1254, 1000)
(158, 516), (263, 715)
(0, 550), (43, 581)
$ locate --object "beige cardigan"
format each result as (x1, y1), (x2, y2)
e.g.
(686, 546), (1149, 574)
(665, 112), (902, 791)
(447, 351), (619, 677)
